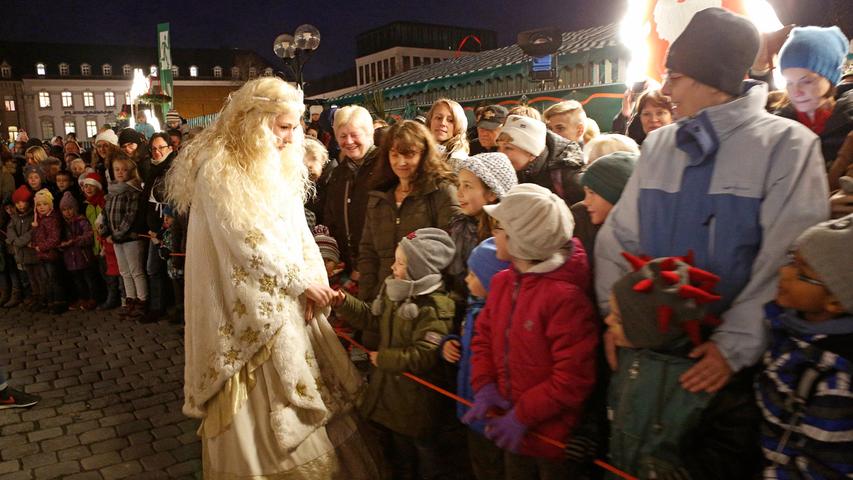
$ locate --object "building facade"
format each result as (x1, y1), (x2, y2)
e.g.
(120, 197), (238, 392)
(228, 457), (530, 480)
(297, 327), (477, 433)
(0, 42), (272, 141)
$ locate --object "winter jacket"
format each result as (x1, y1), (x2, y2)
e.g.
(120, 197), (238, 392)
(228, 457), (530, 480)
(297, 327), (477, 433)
(0, 172), (14, 204)
(447, 214), (482, 299)
(612, 112), (647, 145)
(444, 297), (487, 434)
(32, 209), (61, 262)
(84, 195), (104, 256)
(517, 130), (585, 206)
(61, 215), (94, 271)
(777, 89), (853, 170)
(140, 151), (175, 233)
(356, 180), (460, 301)
(101, 180), (142, 243)
(470, 239), (599, 459)
(336, 288), (455, 438)
(607, 346), (762, 480)
(6, 209), (37, 266)
(323, 147), (390, 270)
(596, 82), (829, 372)
(756, 303), (853, 479)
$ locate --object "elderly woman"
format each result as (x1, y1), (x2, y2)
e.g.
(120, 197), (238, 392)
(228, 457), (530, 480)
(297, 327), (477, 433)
(427, 98), (469, 167)
(357, 120), (461, 301)
(323, 106), (391, 275)
(166, 77), (380, 479)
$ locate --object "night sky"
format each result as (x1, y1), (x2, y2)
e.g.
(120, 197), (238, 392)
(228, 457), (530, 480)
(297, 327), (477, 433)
(4, 0), (850, 80)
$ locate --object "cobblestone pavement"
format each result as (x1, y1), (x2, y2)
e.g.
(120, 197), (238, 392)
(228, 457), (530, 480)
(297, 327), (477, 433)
(0, 305), (201, 479)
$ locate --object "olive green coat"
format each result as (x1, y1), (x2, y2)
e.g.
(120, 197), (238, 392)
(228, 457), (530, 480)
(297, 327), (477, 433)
(337, 289), (455, 438)
(356, 180), (460, 301)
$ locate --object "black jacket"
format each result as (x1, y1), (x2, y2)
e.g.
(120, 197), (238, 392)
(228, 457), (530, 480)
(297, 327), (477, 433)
(140, 151), (176, 233)
(517, 130), (585, 205)
(776, 90), (853, 168)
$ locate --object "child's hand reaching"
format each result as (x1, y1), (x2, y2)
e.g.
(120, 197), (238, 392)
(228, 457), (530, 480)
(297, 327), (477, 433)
(369, 351), (378, 367)
(442, 339), (461, 363)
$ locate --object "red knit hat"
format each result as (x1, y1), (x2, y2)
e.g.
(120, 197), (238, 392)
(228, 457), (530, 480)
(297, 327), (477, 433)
(80, 172), (104, 190)
(11, 185), (32, 203)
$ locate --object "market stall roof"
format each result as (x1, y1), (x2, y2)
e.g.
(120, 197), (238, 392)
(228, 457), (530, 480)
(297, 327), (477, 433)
(334, 23), (620, 102)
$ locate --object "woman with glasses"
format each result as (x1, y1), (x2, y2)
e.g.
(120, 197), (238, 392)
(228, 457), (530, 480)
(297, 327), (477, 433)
(138, 133), (177, 324)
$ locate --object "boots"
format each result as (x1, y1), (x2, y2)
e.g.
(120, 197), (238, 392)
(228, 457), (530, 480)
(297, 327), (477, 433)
(118, 298), (135, 318)
(3, 288), (21, 308)
(97, 277), (121, 311)
(129, 299), (148, 321)
(0, 288), (9, 306)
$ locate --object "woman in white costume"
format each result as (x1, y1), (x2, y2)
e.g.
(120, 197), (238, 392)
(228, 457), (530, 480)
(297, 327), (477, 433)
(167, 77), (382, 479)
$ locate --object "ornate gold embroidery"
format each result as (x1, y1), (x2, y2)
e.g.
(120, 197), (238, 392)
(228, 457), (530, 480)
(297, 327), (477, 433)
(244, 230), (264, 249)
(231, 265), (249, 286)
(259, 302), (273, 317)
(259, 274), (278, 295)
(219, 322), (234, 337)
(223, 347), (241, 366)
(232, 299), (247, 318)
(264, 323), (272, 330)
(239, 327), (260, 345)
(249, 255), (263, 270)
(295, 382), (313, 400)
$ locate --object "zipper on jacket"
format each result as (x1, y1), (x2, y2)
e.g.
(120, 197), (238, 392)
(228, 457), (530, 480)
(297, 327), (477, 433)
(503, 280), (521, 400)
(343, 178), (352, 253)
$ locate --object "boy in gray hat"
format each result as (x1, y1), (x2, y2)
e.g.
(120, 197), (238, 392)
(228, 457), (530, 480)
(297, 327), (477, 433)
(464, 183), (598, 475)
(756, 214), (853, 478)
(329, 227), (455, 479)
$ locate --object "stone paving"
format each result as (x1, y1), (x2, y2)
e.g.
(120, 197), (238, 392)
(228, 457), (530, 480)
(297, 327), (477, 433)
(0, 305), (201, 479)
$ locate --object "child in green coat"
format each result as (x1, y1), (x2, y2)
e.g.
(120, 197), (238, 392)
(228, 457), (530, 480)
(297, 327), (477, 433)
(330, 227), (455, 480)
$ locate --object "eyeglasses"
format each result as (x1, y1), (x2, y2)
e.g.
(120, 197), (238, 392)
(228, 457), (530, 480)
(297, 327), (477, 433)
(785, 251), (825, 287)
(151, 145), (171, 152)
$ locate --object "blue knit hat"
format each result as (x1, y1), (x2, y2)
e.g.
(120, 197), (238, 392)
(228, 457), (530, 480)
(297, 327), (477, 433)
(467, 238), (510, 293)
(779, 26), (849, 85)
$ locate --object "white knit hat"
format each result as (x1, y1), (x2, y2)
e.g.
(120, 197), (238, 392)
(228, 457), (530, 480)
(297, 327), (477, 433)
(483, 183), (574, 261)
(95, 129), (119, 146)
(457, 152), (518, 198)
(499, 115), (546, 156)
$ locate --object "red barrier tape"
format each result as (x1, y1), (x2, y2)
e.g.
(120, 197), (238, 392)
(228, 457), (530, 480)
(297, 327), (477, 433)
(335, 330), (638, 480)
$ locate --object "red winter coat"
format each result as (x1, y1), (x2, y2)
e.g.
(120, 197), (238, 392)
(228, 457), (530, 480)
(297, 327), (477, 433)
(470, 238), (599, 459)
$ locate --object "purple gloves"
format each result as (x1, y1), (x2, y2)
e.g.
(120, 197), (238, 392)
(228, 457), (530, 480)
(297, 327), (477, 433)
(462, 383), (511, 424)
(485, 408), (527, 452)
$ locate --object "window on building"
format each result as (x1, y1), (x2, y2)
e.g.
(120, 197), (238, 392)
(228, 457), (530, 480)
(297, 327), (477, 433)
(231, 66), (240, 79)
(83, 91), (94, 107)
(248, 67), (257, 79)
(403, 56), (410, 71)
(81, 63), (91, 76)
(0, 64), (10, 78)
(4, 96), (15, 111)
(390, 60), (396, 76)
(190, 65), (198, 77)
(434, 58), (441, 64)
(370, 63), (376, 82)
(213, 66), (222, 78)
(125, 91), (131, 105)
(150, 65), (158, 77)
(64, 120), (76, 136)
(36, 63), (46, 76)
(85, 120), (98, 138)
(39, 91), (51, 108)
(104, 91), (115, 107)
(263, 67), (273, 77)
(413, 57), (422, 67)
(102, 64), (112, 76)
(41, 119), (54, 138)
(599, 60), (606, 84)
(423, 58), (432, 66)
(8, 126), (18, 142)
(358, 65), (365, 85)
(61, 91), (73, 108)
(123, 64), (132, 77)
(59, 63), (70, 76)
(611, 60), (619, 83)
(171, 65), (179, 77)
(383, 59), (390, 79)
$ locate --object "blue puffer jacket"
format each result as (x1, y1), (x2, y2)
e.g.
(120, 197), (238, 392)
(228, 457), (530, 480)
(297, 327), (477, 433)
(756, 303), (853, 479)
(443, 297), (487, 434)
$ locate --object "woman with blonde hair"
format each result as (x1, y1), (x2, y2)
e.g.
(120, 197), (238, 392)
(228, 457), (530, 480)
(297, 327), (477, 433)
(427, 98), (469, 166)
(357, 120), (460, 301)
(166, 77), (381, 479)
(25, 145), (48, 166)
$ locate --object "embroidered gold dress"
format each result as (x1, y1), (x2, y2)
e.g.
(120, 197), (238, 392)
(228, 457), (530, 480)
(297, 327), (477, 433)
(182, 162), (380, 479)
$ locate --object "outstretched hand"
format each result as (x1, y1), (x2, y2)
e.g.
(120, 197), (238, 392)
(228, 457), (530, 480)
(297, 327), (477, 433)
(680, 341), (732, 393)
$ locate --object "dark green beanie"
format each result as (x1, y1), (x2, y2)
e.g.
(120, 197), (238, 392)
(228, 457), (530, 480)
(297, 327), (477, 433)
(580, 152), (638, 205)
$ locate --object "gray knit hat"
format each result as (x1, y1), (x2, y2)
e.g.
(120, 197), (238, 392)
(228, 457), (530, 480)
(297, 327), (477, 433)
(796, 214), (853, 313)
(612, 254), (722, 349)
(483, 183), (574, 261)
(398, 228), (456, 280)
(457, 152), (518, 199)
(580, 152), (638, 205)
(23, 164), (46, 183)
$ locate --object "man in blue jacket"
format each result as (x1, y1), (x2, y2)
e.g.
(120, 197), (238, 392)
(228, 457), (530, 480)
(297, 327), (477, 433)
(595, 8), (828, 394)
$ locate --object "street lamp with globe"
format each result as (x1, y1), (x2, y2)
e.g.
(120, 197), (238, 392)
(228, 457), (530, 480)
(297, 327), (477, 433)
(273, 24), (321, 90)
